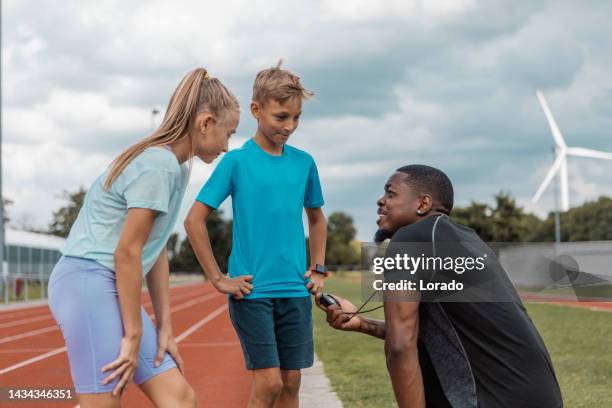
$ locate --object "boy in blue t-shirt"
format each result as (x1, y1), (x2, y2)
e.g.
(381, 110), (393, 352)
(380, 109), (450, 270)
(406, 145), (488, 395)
(185, 61), (328, 407)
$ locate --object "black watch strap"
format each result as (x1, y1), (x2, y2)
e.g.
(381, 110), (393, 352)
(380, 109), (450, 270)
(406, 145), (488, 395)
(312, 264), (328, 274)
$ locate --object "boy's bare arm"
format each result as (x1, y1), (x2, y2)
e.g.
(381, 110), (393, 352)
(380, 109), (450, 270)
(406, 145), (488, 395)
(184, 201), (252, 298)
(305, 207), (326, 265)
(305, 207), (327, 294)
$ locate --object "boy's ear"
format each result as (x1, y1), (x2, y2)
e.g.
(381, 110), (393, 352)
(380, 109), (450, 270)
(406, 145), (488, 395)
(250, 101), (260, 119)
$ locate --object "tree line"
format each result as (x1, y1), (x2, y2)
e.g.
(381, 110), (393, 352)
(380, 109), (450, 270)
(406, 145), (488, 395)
(451, 192), (612, 242)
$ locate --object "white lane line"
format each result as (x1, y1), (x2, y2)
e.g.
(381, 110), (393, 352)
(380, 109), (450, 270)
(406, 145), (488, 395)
(0, 314), (53, 328)
(0, 306), (51, 322)
(0, 287), (212, 329)
(0, 292), (220, 345)
(168, 292), (219, 313)
(144, 287), (213, 309)
(175, 304), (227, 343)
(0, 346), (67, 375)
(0, 348), (59, 353)
(0, 295), (225, 375)
(0, 326), (58, 344)
(177, 341), (240, 347)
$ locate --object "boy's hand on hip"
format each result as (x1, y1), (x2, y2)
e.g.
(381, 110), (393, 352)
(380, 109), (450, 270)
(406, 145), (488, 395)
(304, 269), (328, 295)
(214, 275), (253, 299)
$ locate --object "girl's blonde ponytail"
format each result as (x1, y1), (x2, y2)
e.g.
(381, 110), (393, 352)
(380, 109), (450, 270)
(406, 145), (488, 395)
(104, 68), (238, 190)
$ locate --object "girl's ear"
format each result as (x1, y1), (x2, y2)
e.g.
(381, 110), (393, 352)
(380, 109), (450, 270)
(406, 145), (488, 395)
(197, 113), (214, 134)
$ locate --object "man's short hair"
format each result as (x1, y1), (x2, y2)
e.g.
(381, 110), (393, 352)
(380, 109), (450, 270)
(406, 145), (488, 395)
(396, 164), (454, 214)
(252, 60), (314, 105)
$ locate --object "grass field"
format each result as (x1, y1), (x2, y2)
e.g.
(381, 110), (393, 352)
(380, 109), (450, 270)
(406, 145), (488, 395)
(313, 272), (612, 408)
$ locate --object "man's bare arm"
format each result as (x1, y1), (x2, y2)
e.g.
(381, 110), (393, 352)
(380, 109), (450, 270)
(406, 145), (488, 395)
(357, 317), (386, 339)
(384, 299), (425, 408)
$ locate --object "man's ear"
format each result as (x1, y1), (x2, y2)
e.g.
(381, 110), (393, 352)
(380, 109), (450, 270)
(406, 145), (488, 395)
(250, 101), (260, 119)
(417, 194), (433, 215)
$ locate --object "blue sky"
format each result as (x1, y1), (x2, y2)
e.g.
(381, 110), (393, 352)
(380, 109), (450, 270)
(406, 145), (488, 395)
(3, 0), (612, 240)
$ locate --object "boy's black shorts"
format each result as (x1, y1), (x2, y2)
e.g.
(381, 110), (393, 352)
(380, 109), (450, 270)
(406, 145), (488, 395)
(228, 296), (314, 370)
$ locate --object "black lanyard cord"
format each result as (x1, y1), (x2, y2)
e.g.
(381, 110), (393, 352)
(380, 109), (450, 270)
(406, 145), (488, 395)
(343, 214), (447, 320)
(355, 305), (384, 314)
(345, 289), (381, 320)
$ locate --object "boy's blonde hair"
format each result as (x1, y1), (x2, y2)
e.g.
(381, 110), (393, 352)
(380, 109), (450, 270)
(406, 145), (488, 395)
(252, 60), (314, 105)
(104, 68), (239, 190)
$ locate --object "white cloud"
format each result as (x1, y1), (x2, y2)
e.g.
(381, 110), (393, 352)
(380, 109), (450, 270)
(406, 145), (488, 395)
(3, 141), (110, 229)
(322, 0), (476, 22)
(5, 90), (152, 150)
(2, 0), (612, 241)
(568, 160), (612, 203)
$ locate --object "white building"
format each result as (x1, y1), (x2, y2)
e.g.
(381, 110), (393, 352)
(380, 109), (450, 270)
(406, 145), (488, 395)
(3, 228), (65, 278)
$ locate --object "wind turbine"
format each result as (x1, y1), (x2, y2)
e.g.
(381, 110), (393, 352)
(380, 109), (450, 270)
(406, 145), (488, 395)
(532, 90), (612, 212)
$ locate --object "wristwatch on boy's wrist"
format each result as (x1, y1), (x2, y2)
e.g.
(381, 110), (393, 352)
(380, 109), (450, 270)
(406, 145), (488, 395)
(311, 264), (328, 275)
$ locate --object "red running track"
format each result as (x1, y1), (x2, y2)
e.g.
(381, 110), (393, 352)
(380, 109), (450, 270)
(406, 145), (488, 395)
(0, 283), (251, 407)
(520, 292), (612, 312)
(2, 284), (609, 407)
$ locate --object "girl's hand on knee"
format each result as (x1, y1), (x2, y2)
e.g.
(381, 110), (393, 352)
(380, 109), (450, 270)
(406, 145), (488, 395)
(155, 327), (185, 373)
(101, 336), (141, 396)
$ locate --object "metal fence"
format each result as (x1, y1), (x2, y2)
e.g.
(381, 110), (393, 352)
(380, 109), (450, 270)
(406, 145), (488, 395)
(2, 244), (63, 303)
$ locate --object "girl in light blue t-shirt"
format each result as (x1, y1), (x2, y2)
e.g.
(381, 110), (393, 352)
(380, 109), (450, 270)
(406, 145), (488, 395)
(48, 68), (252, 407)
